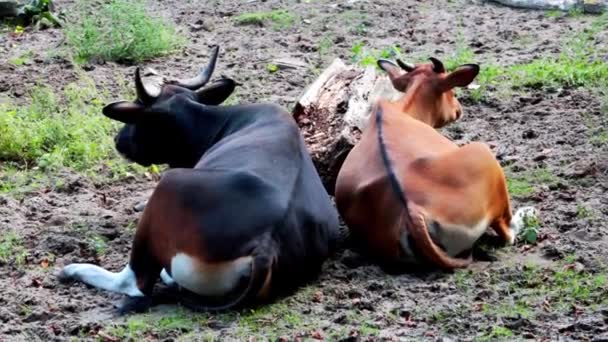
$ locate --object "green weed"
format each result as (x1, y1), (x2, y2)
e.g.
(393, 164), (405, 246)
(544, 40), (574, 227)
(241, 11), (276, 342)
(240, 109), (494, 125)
(9, 51), (33, 66)
(351, 42), (401, 68)
(234, 10), (295, 30)
(0, 231), (28, 265)
(506, 167), (560, 198)
(477, 326), (513, 341)
(65, 0), (183, 63)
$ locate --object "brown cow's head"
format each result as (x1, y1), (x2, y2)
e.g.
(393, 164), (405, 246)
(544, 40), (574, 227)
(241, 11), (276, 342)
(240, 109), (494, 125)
(102, 46), (236, 168)
(377, 57), (479, 128)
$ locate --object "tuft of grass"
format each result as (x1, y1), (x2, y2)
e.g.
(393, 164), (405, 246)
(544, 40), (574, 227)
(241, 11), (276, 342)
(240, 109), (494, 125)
(234, 10), (295, 30)
(452, 14), (608, 103)
(477, 326), (513, 341)
(0, 231), (28, 266)
(317, 34), (334, 57)
(519, 212), (541, 244)
(105, 309), (202, 340)
(0, 78), (118, 171)
(576, 203), (595, 219)
(350, 42), (401, 68)
(340, 10), (369, 35)
(506, 167), (560, 199)
(506, 178), (534, 198)
(65, 0), (184, 63)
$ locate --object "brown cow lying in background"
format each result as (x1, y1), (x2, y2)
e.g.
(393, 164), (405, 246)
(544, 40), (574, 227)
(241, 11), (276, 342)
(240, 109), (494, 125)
(335, 57), (537, 270)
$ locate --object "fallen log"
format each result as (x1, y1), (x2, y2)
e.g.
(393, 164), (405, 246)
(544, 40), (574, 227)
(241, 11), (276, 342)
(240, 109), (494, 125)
(292, 58), (401, 195)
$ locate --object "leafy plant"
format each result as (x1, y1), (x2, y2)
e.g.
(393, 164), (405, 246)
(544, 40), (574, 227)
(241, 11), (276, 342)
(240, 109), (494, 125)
(351, 42), (401, 68)
(65, 0), (184, 63)
(518, 212), (541, 245)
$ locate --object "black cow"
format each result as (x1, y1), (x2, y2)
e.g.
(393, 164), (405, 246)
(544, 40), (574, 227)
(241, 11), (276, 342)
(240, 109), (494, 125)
(59, 46), (340, 312)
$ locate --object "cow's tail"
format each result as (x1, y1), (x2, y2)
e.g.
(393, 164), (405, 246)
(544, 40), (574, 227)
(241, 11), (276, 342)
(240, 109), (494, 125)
(375, 105), (471, 270)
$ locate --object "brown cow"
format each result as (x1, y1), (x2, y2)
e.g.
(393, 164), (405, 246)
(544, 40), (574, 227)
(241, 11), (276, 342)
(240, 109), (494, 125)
(335, 57), (537, 270)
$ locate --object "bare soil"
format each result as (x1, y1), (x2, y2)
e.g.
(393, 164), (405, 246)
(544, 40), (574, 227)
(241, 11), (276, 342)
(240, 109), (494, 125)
(1, 0), (607, 341)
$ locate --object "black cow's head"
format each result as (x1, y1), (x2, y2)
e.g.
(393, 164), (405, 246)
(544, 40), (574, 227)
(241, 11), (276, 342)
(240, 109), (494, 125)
(103, 46), (235, 167)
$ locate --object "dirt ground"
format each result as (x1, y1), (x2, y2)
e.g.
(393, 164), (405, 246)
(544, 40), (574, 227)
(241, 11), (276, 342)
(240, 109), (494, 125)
(1, 0), (608, 341)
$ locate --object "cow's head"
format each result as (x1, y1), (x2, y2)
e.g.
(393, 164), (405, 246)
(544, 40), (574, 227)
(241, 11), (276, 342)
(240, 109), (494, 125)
(377, 57), (479, 128)
(103, 46), (235, 167)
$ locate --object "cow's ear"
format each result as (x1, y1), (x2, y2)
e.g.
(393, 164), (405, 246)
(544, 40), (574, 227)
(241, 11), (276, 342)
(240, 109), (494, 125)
(102, 101), (144, 123)
(439, 64), (479, 91)
(194, 78), (236, 105)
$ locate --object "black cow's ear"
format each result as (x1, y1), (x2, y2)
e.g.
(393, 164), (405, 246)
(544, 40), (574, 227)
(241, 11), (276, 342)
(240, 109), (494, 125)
(194, 78), (236, 105)
(102, 101), (144, 123)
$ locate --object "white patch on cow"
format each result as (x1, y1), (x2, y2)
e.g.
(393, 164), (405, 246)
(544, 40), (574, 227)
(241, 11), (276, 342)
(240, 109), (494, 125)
(431, 217), (490, 256)
(60, 263), (144, 297)
(160, 268), (176, 287)
(509, 206), (539, 244)
(170, 253), (252, 297)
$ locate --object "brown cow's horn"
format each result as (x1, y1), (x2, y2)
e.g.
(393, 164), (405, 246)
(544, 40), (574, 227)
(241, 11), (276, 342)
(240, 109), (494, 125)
(134, 67), (157, 104)
(396, 59), (415, 72)
(429, 57), (445, 73)
(171, 45), (220, 90)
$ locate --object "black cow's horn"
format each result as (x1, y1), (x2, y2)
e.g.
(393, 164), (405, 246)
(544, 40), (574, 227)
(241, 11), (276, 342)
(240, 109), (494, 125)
(396, 59), (415, 72)
(135, 67), (157, 104)
(429, 57), (445, 73)
(170, 45), (220, 90)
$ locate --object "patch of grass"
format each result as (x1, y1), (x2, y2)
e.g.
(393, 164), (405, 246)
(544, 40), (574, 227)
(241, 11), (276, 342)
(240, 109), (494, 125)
(350, 42), (401, 68)
(234, 10), (295, 30)
(9, 51), (33, 66)
(340, 10), (369, 35)
(506, 178), (534, 198)
(318, 34), (334, 57)
(457, 14), (608, 102)
(477, 326), (513, 341)
(576, 202), (595, 219)
(65, 0), (184, 63)
(506, 167), (560, 198)
(0, 77), (126, 172)
(88, 235), (108, 256)
(105, 309), (202, 340)
(0, 231), (28, 265)
(590, 129), (608, 147)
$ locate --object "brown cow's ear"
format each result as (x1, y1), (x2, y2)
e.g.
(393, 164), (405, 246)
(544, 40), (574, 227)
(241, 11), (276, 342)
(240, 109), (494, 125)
(102, 101), (144, 123)
(194, 78), (236, 105)
(378, 59), (408, 91)
(440, 64), (480, 91)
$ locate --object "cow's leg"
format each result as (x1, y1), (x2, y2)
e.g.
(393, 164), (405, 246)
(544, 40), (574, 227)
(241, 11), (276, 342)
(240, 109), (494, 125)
(59, 263), (144, 297)
(59, 224), (161, 298)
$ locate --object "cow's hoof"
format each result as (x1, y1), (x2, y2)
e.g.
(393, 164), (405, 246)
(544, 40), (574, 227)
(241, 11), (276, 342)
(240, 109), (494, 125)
(133, 201), (147, 212)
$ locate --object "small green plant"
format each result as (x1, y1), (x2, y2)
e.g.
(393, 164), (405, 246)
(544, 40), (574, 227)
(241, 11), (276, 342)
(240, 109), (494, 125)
(266, 63), (279, 73)
(234, 10), (295, 30)
(65, 0), (183, 63)
(576, 203), (594, 219)
(351, 42), (401, 68)
(520, 214), (541, 244)
(317, 34), (333, 57)
(9, 51), (33, 66)
(89, 235), (108, 255)
(0, 231), (28, 265)
(478, 326), (513, 341)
